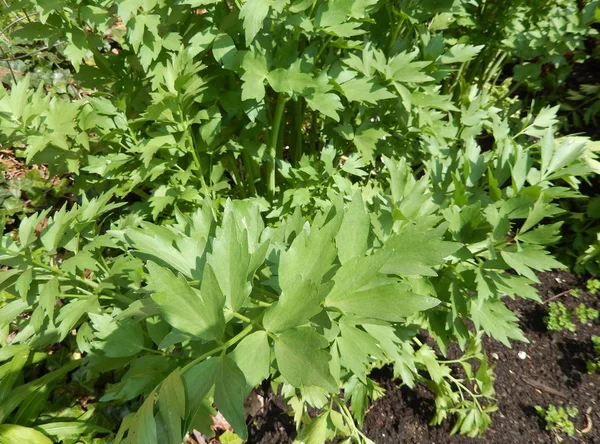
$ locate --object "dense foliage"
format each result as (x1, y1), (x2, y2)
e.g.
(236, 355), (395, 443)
(0, 0), (599, 442)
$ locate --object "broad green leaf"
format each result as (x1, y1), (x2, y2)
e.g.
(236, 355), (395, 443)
(327, 251), (391, 301)
(126, 389), (158, 444)
(274, 326), (337, 392)
(239, 0), (274, 46)
(501, 247), (564, 283)
(148, 262), (225, 340)
(263, 277), (322, 332)
(0, 300), (29, 328)
(298, 412), (328, 444)
(101, 356), (174, 402)
(336, 323), (384, 382)
(471, 299), (528, 347)
(89, 313), (144, 357)
(214, 356), (248, 439)
(440, 44), (484, 63)
(159, 370), (185, 444)
(278, 217), (339, 291)
(0, 348), (29, 402)
(229, 331), (271, 390)
(0, 424), (53, 444)
(340, 77), (394, 104)
(40, 277), (58, 318)
(34, 422), (112, 439)
(326, 283), (439, 322)
(122, 225), (204, 280)
(336, 191), (370, 263)
(207, 214), (252, 312)
(182, 358), (217, 421)
(381, 227), (460, 276)
(241, 50), (268, 102)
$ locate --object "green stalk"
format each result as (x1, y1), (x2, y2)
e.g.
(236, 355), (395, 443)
(181, 323), (254, 373)
(241, 150), (257, 196)
(266, 93), (288, 202)
(291, 99), (304, 164)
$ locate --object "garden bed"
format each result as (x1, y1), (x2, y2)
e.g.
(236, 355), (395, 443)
(245, 271), (600, 444)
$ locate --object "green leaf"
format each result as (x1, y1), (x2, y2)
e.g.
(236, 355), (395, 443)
(263, 277), (322, 332)
(182, 358), (217, 421)
(501, 247), (564, 283)
(126, 389), (158, 444)
(89, 313), (144, 357)
(326, 283), (439, 322)
(327, 251), (391, 301)
(278, 217), (339, 291)
(440, 44), (484, 63)
(340, 77), (394, 104)
(207, 214), (252, 312)
(337, 323), (384, 382)
(298, 412), (328, 444)
(471, 299), (528, 347)
(159, 369), (185, 444)
(122, 224), (205, 280)
(214, 356), (248, 439)
(240, 50), (268, 101)
(0, 348), (29, 403)
(0, 424), (53, 444)
(229, 331), (271, 389)
(148, 262), (225, 340)
(239, 0), (274, 46)
(381, 227), (460, 276)
(33, 422), (112, 439)
(336, 191), (370, 263)
(274, 326), (337, 392)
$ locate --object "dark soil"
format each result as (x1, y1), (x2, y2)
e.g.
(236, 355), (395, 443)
(246, 270), (600, 443)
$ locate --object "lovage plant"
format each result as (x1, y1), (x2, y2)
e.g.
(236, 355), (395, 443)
(0, 0), (599, 442)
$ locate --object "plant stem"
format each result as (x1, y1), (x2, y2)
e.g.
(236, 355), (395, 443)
(266, 93), (288, 202)
(181, 324), (254, 373)
(292, 99), (304, 164)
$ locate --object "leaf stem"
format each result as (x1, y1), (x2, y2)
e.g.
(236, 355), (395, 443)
(266, 93), (288, 202)
(181, 324), (254, 373)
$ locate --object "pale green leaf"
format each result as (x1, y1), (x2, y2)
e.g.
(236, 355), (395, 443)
(326, 283), (439, 322)
(274, 326), (337, 392)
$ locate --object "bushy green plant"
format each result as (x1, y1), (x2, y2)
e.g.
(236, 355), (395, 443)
(535, 404), (579, 437)
(546, 302), (577, 332)
(587, 335), (600, 373)
(545, 301), (597, 332)
(586, 278), (600, 294)
(0, 0), (598, 442)
(575, 303), (599, 324)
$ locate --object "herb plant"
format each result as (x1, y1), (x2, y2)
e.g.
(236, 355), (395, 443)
(586, 278), (600, 294)
(546, 302), (577, 332)
(535, 405), (579, 438)
(587, 336), (600, 374)
(0, 0), (599, 442)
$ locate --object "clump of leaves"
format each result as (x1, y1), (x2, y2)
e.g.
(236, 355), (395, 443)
(535, 405), (579, 438)
(587, 336), (600, 374)
(545, 301), (598, 332)
(546, 302), (577, 332)
(575, 303), (599, 324)
(586, 278), (600, 294)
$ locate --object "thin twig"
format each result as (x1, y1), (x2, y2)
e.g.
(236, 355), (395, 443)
(543, 289), (572, 305)
(521, 376), (568, 399)
(0, 41), (66, 61)
(0, 45), (16, 84)
(0, 12), (41, 39)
